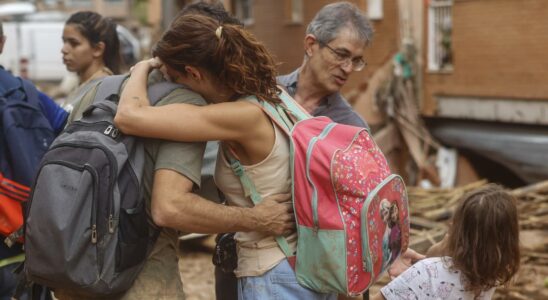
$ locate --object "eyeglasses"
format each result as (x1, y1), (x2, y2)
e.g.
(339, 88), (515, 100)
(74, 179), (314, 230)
(318, 41), (367, 71)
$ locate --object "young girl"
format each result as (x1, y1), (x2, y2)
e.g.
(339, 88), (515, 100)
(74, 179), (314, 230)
(114, 14), (335, 300)
(61, 11), (121, 114)
(374, 184), (520, 299)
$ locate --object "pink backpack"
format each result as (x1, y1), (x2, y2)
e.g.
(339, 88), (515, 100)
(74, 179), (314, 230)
(226, 90), (409, 296)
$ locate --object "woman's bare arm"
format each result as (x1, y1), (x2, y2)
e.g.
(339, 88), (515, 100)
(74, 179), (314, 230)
(114, 59), (267, 143)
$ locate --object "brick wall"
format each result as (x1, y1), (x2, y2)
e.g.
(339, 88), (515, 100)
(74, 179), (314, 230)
(422, 0), (548, 115)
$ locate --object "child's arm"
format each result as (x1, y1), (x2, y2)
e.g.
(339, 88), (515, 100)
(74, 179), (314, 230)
(370, 292), (386, 300)
(426, 233), (449, 257)
(388, 248), (425, 278)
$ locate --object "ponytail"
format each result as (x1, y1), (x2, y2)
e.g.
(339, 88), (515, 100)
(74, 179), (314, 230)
(154, 14), (280, 103)
(213, 23), (280, 103)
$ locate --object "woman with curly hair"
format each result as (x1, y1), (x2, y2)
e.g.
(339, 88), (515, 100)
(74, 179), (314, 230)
(374, 184), (520, 299)
(114, 14), (336, 300)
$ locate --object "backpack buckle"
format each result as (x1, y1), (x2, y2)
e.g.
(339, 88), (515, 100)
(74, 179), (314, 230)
(104, 125), (120, 138)
(104, 125), (113, 135)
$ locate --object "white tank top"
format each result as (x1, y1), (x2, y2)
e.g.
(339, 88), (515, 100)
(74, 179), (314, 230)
(214, 122), (297, 277)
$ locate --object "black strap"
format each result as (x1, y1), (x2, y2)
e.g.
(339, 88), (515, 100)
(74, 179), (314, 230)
(93, 74), (185, 106)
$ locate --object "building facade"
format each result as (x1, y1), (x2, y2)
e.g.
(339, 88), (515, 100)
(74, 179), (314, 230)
(421, 0), (548, 183)
(422, 0), (548, 123)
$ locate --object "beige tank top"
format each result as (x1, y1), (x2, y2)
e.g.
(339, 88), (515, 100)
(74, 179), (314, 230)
(214, 122), (297, 277)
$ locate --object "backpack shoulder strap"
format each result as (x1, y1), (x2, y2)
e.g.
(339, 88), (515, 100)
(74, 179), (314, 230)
(95, 75), (185, 106)
(0, 68), (22, 98)
(276, 88), (310, 122)
(221, 144), (294, 259)
(241, 96), (292, 135)
(242, 89), (311, 134)
(18, 79), (39, 106)
(93, 75), (128, 104)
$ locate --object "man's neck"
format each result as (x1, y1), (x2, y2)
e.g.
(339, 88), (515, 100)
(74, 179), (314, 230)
(294, 66), (330, 113)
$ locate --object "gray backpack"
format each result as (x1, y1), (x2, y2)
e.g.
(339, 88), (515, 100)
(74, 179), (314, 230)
(24, 75), (182, 296)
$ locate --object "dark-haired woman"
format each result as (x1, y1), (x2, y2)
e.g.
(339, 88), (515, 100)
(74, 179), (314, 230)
(373, 184), (520, 300)
(61, 11), (121, 115)
(115, 14), (336, 300)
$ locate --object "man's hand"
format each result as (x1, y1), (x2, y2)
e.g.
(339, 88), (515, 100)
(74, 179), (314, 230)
(388, 248), (425, 279)
(252, 193), (295, 236)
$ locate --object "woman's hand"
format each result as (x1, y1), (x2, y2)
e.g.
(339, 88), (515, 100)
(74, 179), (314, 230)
(130, 57), (163, 74)
(115, 59), (159, 134)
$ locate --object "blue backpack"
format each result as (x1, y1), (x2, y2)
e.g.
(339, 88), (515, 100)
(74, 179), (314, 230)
(0, 72), (58, 243)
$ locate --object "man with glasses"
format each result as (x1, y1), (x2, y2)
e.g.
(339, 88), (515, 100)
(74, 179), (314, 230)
(277, 1), (371, 128)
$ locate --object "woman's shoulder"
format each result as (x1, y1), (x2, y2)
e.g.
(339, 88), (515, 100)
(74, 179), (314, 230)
(223, 97), (266, 114)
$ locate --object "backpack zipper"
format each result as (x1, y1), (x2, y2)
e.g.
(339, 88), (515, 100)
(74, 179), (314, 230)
(36, 160), (100, 244)
(49, 142), (119, 238)
(305, 123), (337, 232)
(64, 123), (124, 234)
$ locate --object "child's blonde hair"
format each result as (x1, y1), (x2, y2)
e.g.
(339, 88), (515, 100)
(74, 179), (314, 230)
(447, 184), (520, 298)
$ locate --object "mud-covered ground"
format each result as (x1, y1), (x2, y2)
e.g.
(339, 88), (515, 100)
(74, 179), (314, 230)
(178, 236), (216, 300)
(178, 237), (547, 300)
(178, 236), (384, 300)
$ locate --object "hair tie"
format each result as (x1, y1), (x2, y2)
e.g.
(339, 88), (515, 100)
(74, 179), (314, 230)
(215, 26), (223, 40)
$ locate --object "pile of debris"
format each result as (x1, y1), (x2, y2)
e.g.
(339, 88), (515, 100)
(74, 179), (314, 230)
(403, 180), (548, 299)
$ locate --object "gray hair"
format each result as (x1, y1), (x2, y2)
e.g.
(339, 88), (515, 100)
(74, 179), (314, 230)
(306, 2), (373, 45)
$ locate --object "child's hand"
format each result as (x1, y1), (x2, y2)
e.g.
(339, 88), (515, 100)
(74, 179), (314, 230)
(388, 248), (425, 279)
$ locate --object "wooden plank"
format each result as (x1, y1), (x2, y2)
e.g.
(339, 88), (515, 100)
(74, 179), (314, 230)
(411, 216), (448, 230)
(373, 123), (401, 153)
(409, 229), (446, 253)
(511, 180), (548, 197)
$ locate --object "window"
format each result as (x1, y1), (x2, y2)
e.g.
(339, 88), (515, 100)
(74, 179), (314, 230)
(65, 0), (92, 7)
(43, 0), (60, 6)
(366, 0), (383, 20)
(231, 0), (253, 26)
(428, 0), (453, 72)
(285, 0), (303, 24)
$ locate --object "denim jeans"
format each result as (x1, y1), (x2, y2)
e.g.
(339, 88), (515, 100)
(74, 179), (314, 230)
(237, 259), (336, 300)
